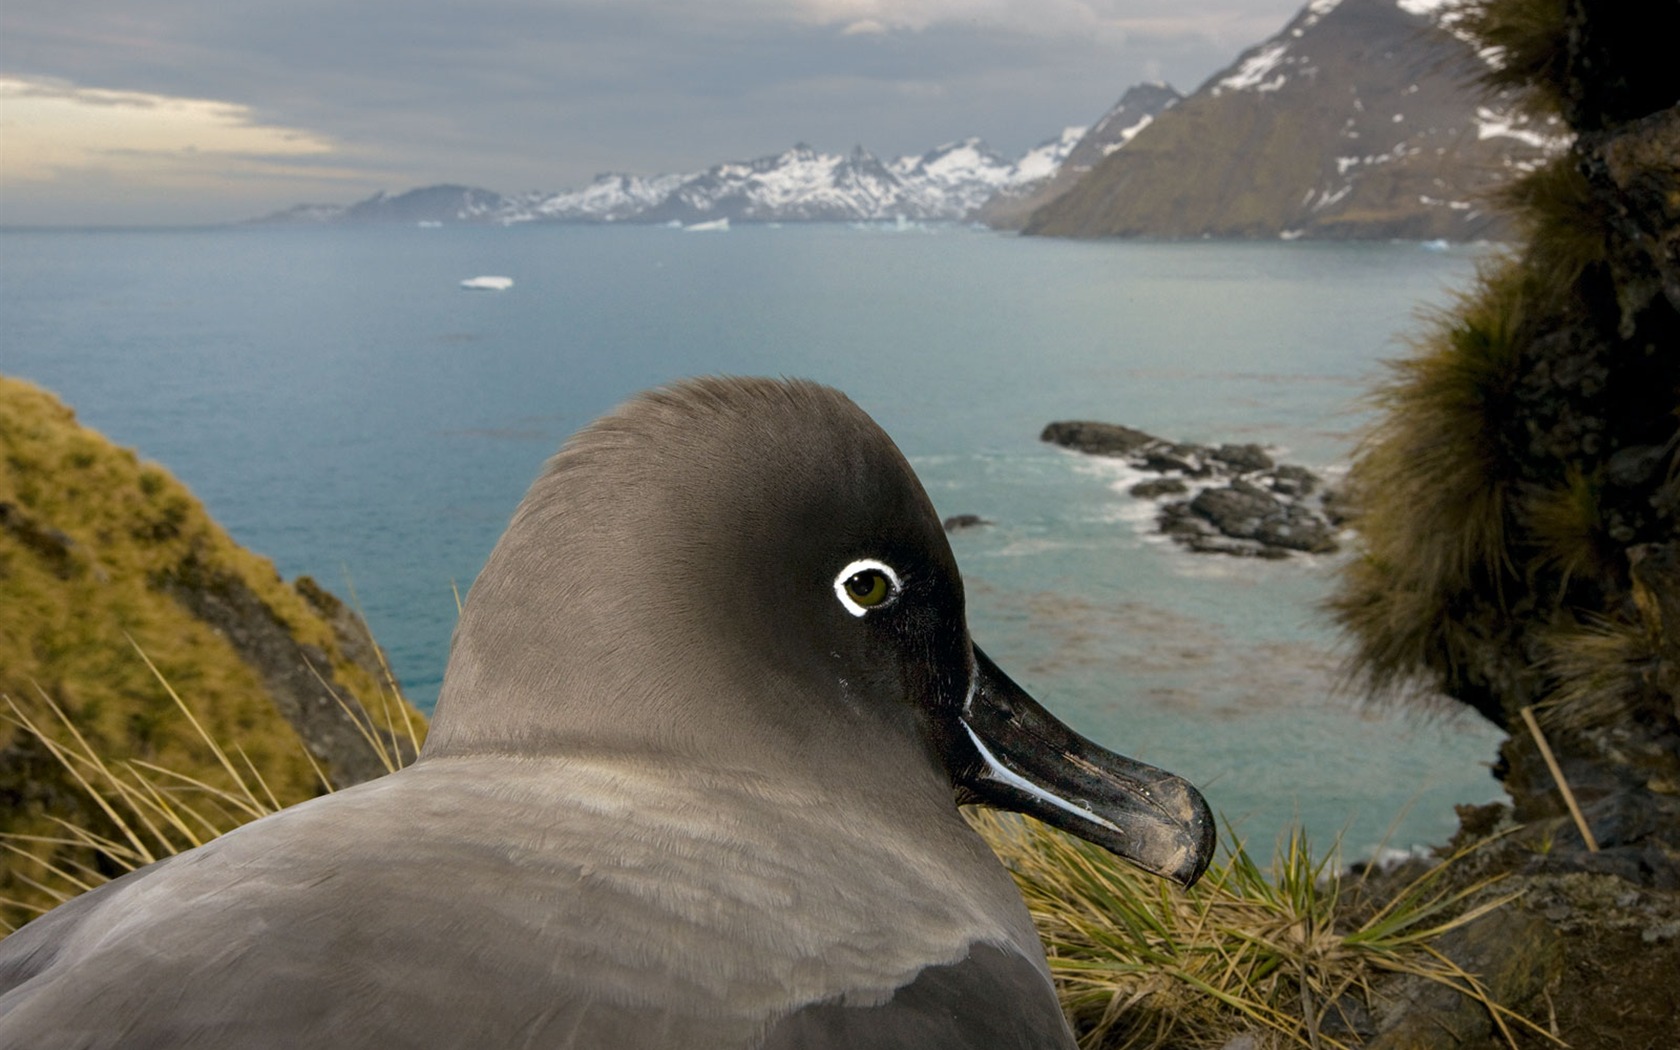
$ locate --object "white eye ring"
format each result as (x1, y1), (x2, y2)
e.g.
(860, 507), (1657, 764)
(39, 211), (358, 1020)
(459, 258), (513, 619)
(833, 558), (902, 618)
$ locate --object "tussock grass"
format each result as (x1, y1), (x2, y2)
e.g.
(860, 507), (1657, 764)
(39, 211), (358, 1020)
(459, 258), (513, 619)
(1538, 613), (1658, 733)
(1496, 158), (1608, 296)
(0, 642), (413, 933)
(1332, 0), (1679, 734)
(1456, 0), (1572, 120)
(1517, 467), (1607, 599)
(1328, 259), (1533, 715)
(972, 812), (1551, 1050)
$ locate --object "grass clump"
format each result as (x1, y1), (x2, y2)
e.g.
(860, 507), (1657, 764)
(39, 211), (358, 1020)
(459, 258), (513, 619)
(1327, 258), (1539, 724)
(972, 812), (1550, 1050)
(1329, 0), (1680, 737)
(1, 642), (414, 932)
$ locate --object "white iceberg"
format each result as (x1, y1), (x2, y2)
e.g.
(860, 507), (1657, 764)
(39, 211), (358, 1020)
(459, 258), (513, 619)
(683, 218), (730, 232)
(460, 276), (514, 291)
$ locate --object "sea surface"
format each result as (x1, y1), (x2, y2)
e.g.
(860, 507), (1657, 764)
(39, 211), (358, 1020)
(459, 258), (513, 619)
(1, 222), (1507, 861)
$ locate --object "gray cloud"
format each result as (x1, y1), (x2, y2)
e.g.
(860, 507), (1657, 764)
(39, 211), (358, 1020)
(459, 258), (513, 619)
(1, 0), (1301, 223)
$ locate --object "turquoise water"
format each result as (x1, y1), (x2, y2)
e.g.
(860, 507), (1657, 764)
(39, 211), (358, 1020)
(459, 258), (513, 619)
(0, 223), (1505, 859)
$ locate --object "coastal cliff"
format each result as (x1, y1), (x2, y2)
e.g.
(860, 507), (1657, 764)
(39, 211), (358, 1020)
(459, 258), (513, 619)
(1324, 0), (1680, 1043)
(0, 375), (425, 929)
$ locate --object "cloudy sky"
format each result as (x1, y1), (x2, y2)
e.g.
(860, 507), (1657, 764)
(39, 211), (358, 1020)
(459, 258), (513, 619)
(1, 1), (1303, 226)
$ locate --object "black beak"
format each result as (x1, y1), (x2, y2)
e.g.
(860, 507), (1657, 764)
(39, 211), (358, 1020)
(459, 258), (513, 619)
(953, 645), (1215, 887)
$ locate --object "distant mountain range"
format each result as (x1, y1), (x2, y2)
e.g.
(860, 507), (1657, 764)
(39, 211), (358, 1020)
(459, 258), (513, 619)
(1024, 0), (1569, 239)
(255, 0), (1569, 240)
(254, 136), (1083, 228)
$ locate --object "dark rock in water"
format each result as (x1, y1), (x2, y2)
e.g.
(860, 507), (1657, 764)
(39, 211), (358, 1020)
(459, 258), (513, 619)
(1040, 420), (1157, 457)
(1190, 482), (1339, 554)
(1212, 443), (1274, 474)
(1143, 444), (1210, 477)
(1269, 463), (1319, 497)
(1190, 486), (1277, 539)
(942, 514), (992, 532)
(1159, 501), (1293, 559)
(1043, 418), (1341, 558)
(1129, 477), (1188, 499)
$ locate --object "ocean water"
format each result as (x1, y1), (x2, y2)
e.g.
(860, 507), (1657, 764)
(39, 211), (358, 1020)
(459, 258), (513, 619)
(1, 222), (1506, 860)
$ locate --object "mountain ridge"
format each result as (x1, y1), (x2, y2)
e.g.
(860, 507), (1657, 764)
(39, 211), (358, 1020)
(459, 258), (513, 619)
(253, 136), (1082, 228)
(1024, 0), (1569, 240)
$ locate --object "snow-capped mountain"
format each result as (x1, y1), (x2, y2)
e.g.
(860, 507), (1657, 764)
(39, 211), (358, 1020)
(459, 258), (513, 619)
(254, 136), (1082, 227)
(633, 145), (908, 224)
(501, 172), (692, 224)
(976, 84), (1181, 229)
(1026, 0), (1570, 240)
(878, 137), (1039, 218)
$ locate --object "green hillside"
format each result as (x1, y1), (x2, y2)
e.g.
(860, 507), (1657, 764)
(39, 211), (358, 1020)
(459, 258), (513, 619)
(1, 375), (425, 929)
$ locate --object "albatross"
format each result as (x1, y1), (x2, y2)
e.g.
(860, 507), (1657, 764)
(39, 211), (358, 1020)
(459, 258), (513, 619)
(0, 377), (1214, 1049)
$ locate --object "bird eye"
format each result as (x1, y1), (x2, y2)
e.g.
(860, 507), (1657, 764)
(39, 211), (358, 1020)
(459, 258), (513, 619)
(846, 570), (890, 606)
(833, 559), (901, 617)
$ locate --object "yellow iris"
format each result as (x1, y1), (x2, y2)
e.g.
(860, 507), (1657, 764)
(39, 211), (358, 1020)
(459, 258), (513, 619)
(844, 569), (892, 607)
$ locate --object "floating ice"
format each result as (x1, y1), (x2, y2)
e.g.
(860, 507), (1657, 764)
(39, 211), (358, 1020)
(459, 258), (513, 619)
(460, 276), (513, 291)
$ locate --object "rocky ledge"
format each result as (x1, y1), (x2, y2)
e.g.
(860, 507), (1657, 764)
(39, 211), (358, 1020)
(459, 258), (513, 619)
(1040, 420), (1343, 558)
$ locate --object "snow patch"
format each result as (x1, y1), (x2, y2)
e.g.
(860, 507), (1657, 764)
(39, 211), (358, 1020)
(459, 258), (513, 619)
(1397, 0), (1452, 16)
(1312, 184), (1353, 211)
(1008, 126), (1086, 181)
(1299, 0), (1344, 32)
(1216, 43), (1290, 94)
(1100, 114), (1155, 156)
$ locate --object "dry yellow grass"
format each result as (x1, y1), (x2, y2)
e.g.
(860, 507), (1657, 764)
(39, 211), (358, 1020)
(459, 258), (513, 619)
(972, 812), (1553, 1050)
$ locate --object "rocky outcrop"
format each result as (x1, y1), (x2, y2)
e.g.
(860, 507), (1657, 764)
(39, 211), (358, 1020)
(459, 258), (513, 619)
(157, 556), (417, 787)
(1343, 793), (1680, 1050)
(1041, 420), (1341, 557)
